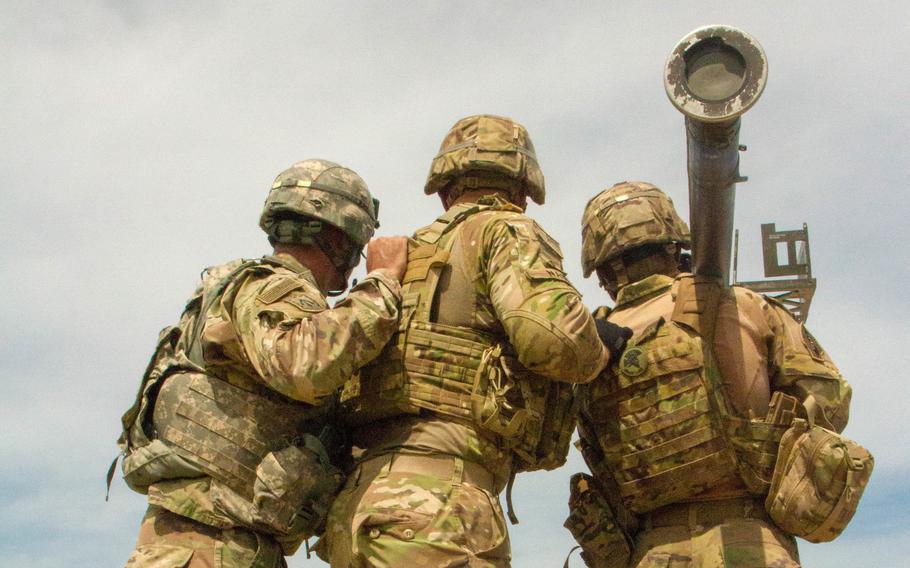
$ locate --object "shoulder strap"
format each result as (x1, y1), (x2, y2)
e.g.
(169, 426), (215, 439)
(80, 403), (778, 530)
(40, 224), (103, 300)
(671, 275), (723, 342)
(185, 258), (285, 366)
(401, 204), (489, 323)
(671, 275), (735, 419)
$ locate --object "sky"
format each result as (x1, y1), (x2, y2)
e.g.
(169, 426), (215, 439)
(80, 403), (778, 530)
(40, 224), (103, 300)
(1, 2), (908, 566)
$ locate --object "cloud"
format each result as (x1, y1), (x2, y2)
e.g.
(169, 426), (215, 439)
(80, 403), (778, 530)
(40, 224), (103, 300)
(1, 2), (907, 565)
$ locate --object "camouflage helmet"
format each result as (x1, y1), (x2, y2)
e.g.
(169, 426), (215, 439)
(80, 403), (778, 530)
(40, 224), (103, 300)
(424, 114), (546, 204)
(581, 181), (690, 277)
(259, 159), (379, 247)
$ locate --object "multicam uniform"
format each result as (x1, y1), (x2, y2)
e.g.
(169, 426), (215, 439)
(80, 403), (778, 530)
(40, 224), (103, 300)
(319, 114), (609, 568)
(320, 196), (608, 567)
(118, 160), (401, 568)
(566, 182), (852, 568)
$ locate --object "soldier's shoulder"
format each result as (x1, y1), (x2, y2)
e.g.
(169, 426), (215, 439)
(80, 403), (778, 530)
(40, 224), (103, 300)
(729, 283), (781, 313)
(253, 259), (321, 297)
(479, 212), (565, 261)
(464, 206), (528, 227)
(200, 257), (249, 285)
(234, 258), (323, 310)
(451, 207), (526, 243)
(471, 209), (552, 236)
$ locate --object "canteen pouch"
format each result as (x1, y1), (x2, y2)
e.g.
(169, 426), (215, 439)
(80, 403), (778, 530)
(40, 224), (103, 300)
(211, 435), (343, 546)
(471, 345), (530, 445)
(251, 439), (343, 538)
(564, 473), (633, 568)
(765, 409), (873, 542)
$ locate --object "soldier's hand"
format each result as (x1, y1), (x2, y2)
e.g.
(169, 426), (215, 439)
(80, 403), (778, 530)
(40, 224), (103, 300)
(596, 319), (633, 361)
(366, 236), (408, 282)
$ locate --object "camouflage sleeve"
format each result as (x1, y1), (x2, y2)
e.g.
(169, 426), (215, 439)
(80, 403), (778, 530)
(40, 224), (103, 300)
(482, 215), (609, 383)
(765, 300), (852, 432)
(231, 270), (402, 404)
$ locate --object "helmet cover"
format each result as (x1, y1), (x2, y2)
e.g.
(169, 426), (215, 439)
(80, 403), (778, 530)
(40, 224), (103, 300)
(581, 181), (690, 277)
(424, 114), (546, 204)
(260, 159), (378, 247)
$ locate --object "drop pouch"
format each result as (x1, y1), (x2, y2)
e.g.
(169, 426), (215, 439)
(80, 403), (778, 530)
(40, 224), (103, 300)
(564, 473), (633, 568)
(765, 399), (873, 543)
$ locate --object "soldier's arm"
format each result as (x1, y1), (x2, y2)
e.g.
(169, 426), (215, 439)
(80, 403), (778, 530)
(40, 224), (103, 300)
(483, 216), (609, 383)
(765, 300), (852, 432)
(231, 270), (402, 404)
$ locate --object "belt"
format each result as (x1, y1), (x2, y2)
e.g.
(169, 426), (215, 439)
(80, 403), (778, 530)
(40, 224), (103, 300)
(357, 453), (498, 493)
(137, 506), (285, 561)
(643, 497), (770, 530)
(137, 506), (224, 545)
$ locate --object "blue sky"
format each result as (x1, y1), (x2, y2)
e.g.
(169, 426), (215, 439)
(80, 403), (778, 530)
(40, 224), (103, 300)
(1, 2), (908, 566)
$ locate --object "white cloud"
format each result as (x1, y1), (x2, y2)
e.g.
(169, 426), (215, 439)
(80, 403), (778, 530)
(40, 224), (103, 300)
(2, 1), (907, 565)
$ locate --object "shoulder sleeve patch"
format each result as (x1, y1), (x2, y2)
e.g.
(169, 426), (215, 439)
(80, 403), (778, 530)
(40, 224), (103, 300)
(256, 276), (305, 305)
(295, 294), (326, 312)
(531, 220), (564, 260)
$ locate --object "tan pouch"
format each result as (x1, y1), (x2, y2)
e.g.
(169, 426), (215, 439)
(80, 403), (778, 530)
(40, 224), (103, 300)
(765, 401), (873, 543)
(564, 473), (632, 568)
(122, 439), (205, 494)
(251, 440), (342, 539)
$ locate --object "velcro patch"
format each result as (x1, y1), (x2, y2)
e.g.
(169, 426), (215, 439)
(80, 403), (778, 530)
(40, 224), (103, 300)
(257, 277), (304, 305)
(296, 295), (325, 312)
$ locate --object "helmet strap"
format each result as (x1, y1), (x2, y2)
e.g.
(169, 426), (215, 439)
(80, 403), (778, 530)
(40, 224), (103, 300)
(312, 232), (362, 296)
(601, 244), (681, 295)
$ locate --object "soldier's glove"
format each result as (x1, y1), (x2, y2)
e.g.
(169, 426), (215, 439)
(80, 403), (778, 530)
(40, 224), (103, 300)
(595, 319), (633, 361)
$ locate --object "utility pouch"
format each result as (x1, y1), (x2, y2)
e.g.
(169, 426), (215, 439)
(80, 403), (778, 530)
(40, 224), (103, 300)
(250, 437), (343, 538)
(765, 398), (873, 543)
(471, 345), (529, 442)
(471, 345), (578, 473)
(564, 473), (633, 568)
(121, 439), (205, 493)
(528, 378), (578, 472)
(212, 435), (343, 543)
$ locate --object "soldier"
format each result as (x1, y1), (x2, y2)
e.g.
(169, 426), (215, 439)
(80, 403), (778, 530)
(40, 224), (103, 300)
(116, 159), (408, 568)
(565, 182), (853, 568)
(316, 114), (624, 567)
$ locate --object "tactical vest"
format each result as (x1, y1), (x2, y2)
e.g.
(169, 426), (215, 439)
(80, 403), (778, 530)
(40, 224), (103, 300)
(341, 202), (577, 473)
(115, 258), (339, 539)
(581, 276), (788, 514)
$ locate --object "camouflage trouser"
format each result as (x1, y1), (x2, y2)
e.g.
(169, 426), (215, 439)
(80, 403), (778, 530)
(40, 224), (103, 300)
(317, 452), (511, 567)
(629, 499), (800, 568)
(124, 506), (285, 568)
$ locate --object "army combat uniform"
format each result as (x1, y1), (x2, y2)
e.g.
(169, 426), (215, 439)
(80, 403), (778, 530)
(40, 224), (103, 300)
(566, 182), (852, 568)
(118, 161), (402, 568)
(319, 115), (610, 567)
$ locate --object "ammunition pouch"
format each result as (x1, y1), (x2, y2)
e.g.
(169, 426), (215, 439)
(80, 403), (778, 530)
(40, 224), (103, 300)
(564, 473), (634, 568)
(765, 399), (873, 542)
